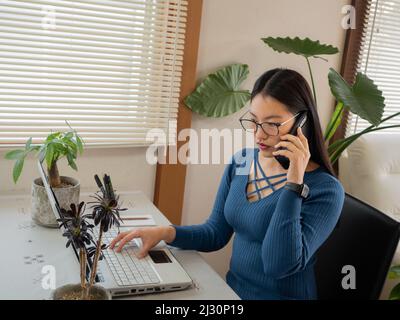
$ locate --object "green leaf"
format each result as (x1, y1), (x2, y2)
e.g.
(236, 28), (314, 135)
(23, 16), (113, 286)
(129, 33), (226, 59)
(51, 142), (66, 155)
(389, 283), (400, 300)
(28, 146), (40, 153)
(262, 37), (339, 58)
(388, 265), (400, 279)
(184, 64), (251, 117)
(4, 149), (25, 160)
(13, 158), (24, 184)
(45, 143), (55, 169)
(64, 132), (73, 140)
(64, 139), (77, 157)
(25, 137), (32, 150)
(76, 135), (84, 154)
(46, 132), (61, 142)
(328, 69), (385, 126)
(67, 153), (78, 171)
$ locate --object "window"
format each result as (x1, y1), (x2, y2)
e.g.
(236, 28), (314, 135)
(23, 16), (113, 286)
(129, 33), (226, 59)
(347, 0), (400, 136)
(0, 0), (187, 147)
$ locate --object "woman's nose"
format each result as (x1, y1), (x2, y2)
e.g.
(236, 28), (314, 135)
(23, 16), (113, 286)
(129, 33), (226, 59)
(255, 126), (267, 140)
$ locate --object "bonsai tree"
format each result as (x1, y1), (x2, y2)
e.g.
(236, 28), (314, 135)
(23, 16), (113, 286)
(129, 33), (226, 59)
(4, 128), (84, 187)
(87, 174), (126, 292)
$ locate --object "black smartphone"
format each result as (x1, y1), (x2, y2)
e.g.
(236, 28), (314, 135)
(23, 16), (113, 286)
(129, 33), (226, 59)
(274, 111), (308, 170)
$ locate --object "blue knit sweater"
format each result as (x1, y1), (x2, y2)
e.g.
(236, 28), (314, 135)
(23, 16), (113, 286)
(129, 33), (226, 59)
(168, 148), (345, 300)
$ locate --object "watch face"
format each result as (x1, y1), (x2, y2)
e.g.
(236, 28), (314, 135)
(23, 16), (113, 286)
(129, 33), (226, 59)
(301, 184), (310, 198)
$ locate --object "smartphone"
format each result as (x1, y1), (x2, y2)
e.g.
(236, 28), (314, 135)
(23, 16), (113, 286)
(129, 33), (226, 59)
(274, 111), (308, 170)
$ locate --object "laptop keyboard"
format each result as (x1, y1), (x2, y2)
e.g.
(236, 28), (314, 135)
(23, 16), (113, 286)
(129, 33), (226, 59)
(95, 228), (160, 286)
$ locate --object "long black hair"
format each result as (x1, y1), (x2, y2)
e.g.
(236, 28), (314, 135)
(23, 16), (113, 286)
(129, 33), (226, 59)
(251, 68), (336, 177)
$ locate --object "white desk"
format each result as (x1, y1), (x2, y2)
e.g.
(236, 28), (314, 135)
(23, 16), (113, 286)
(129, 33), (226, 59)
(0, 191), (239, 300)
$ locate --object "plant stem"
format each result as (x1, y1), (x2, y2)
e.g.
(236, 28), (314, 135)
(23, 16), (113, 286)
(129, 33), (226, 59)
(89, 227), (103, 288)
(79, 249), (87, 299)
(324, 102), (344, 141)
(48, 161), (61, 188)
(329, 124), (400, 164)
(306, 57), (317, 107)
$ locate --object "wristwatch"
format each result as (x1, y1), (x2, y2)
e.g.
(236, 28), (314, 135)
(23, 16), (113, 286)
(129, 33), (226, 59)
(285, 182), (310, 199)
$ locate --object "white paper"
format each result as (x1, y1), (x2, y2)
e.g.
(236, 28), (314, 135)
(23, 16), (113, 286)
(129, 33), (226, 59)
(118, 214), (156, 227)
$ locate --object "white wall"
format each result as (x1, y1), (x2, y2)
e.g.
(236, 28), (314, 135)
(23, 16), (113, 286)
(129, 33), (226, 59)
(0, 147), (156, 200)
(182, 0), (350, 278)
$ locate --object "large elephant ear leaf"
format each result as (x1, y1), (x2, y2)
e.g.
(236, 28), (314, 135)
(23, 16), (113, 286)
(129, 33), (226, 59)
(184, 64), (251, 117)
(262, 37), (339, 58)
(328, 68), (384, 126)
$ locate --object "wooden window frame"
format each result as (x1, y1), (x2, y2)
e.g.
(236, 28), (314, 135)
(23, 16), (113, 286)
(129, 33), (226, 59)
(330, 0), (372, 174)
(153, 0), (203, 225)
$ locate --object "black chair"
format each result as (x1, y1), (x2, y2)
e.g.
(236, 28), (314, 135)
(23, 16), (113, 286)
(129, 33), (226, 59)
(314, 193), (400, 299)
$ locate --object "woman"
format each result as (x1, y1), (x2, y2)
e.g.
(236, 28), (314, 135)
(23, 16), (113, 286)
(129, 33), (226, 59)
(110, 68), (345, 300)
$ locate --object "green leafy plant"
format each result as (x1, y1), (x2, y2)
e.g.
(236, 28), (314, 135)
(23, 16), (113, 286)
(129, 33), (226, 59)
(388, 265), (400, 300)
(4, 129), (84, 187)
(326, 69), (399, 163)
(262, 36), (400, 164)
(184, 63), (251, 117)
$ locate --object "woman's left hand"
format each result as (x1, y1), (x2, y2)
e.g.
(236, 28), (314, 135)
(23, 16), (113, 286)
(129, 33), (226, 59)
(272, 127), (311, 184)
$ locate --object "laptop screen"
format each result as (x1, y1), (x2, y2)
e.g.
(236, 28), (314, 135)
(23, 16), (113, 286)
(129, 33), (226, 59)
(37, 160), (95, 280)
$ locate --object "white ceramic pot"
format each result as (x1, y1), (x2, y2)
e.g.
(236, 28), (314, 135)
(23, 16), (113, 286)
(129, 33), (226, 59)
(31, 176), (80, 228)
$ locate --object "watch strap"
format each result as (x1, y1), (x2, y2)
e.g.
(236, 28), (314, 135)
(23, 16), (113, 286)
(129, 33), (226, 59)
(285, 182), (309, 199)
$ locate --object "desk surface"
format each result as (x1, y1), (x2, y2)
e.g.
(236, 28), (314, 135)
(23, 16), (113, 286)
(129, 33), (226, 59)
(0, 191), (239, 300)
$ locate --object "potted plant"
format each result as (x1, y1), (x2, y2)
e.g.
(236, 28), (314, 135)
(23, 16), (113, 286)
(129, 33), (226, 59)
(4, 129), (84, 227)
(52, 174), (126, 300)
(52, 201), (110, 300)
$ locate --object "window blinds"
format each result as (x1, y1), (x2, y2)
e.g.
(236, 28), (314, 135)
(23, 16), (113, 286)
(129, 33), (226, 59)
(0, 0), (187, 147)
(347, 0), (400, 136)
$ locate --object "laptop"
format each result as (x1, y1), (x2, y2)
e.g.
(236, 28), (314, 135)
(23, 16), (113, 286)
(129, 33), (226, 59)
(38, 160), (193, 298)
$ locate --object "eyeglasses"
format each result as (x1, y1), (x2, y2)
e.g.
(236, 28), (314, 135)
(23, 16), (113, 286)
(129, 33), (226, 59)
(239, 111), (302, 136)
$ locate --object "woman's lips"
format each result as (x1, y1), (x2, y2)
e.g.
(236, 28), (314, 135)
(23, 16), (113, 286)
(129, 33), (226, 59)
(257, 143), (273, 151)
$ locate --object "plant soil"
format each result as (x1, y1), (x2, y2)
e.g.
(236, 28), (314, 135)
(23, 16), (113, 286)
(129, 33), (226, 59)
(36, 180), (74, 188)
(57, 291), (104, 300)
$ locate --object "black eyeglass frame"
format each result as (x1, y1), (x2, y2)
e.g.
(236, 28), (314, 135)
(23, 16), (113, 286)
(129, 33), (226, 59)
(239, 111), (304, 136)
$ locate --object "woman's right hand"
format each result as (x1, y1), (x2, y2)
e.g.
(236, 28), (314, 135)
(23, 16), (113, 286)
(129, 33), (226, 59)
(109, 225), (176, 259)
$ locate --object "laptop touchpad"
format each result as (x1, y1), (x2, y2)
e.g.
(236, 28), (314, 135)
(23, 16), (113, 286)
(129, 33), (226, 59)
(148, 250), (172, 263)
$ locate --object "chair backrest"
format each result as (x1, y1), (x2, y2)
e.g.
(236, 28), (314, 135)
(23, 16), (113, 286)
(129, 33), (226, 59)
(314, 193), (400, 299)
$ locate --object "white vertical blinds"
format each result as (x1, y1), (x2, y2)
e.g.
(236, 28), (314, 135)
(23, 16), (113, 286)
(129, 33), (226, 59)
(0, 0), (187, 147)
(347, 0), (400, 136)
